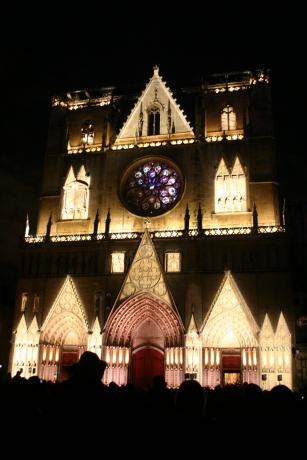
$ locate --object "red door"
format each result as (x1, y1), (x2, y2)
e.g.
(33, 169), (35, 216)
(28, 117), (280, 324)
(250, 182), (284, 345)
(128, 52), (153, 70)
(60, 351), (79, 382)
(132, 348), (164, 389)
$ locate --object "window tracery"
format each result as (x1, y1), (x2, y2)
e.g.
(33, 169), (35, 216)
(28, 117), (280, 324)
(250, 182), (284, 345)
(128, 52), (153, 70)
(81, 121), (94, 145)
(221, 105), (237, 131)
(61, 166), (90, 220)
(215, 157), (247, 213)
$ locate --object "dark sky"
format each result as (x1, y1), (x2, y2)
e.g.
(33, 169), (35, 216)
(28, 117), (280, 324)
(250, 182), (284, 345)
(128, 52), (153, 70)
(1, 3), (305, 194)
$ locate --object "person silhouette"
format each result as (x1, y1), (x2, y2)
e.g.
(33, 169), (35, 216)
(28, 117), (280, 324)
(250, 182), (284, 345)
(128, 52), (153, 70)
(70, 351), (107, 384)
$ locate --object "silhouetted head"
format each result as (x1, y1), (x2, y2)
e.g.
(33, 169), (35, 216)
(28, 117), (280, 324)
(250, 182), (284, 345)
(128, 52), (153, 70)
(152, 375), (167, 391)
(175, 379), (205, 418)
(73, 351), (107, 383)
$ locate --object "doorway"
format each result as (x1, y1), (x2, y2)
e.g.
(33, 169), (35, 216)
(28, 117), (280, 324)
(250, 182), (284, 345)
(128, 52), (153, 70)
(60, 351), (79, 382)
(222, 350), (241, 385)
(132, 348), (164, 389)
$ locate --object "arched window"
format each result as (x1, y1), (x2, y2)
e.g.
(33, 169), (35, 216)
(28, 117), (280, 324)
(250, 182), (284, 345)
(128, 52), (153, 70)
(231, 157), (247, 212)
(147, 106), (160, 135)
(61, 166), (90, 220)
(221, 106), (237, 131)
(21, 292), (28, 312)
(215, 158), (231, 213)
(215, 157), (247, 212)
(81, 121), (94, 145)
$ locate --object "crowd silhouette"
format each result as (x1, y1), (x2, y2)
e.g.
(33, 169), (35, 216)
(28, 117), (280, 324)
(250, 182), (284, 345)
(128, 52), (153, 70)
(1, 351), (306, 453)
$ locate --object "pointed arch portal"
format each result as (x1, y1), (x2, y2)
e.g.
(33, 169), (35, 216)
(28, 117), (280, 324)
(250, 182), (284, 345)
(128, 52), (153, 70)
(104, 292), (184, 388)
(39, 276), (88, 381)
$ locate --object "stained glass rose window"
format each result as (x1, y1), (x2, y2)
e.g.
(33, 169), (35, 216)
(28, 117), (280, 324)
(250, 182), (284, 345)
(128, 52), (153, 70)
(121, 158), (183, 216)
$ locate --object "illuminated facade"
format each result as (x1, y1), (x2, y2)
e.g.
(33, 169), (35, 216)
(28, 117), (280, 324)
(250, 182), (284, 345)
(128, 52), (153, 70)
(10, 67), (295, 389)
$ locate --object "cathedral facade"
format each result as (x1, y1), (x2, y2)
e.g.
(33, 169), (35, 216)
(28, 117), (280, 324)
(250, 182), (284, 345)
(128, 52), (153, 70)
(10, 67), (293, 389)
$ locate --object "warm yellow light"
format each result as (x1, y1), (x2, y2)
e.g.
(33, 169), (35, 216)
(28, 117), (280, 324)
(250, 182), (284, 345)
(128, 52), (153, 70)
(16, 346), (20, 362)
(170, 348), (174, 366)
(210, 348), (215, 366)
(216, 349), (220, 366)
(262, 351), (267, 367)
(242, 349), (247, 366)
(248, 349), (252, 367)
(179, 348), (183, 365)
(55, 348), (59, 363)
(118, 348), (123, 364)
(49, 347), (53, 362)
(27, 345), (33, 362)
(33, 346), (38, 362)
(193, 349), (199, 368)
(253, 348), (257, 366)
(269, 352), (274, 367)
(112, 347), (117, 364)
(42, 347), (47, 361)
(204, 348), (208, 366)
(174, 348), (179, 366)
(188, 349), (193, 367)
(106, 347), (110, 364)
(278, 353), (283, 368)
(285, 352), (289, 367)
(125, 348), (130, 365)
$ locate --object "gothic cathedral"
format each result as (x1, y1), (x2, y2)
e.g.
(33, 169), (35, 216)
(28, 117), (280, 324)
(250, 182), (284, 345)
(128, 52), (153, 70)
(10, 67), (293, 390)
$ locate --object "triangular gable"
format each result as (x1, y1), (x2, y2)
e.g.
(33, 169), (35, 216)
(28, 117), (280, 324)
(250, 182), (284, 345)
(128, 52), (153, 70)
(92, 316), (101, 334)
(187, 312), (199, 335)
(231, 156), (244, 175)
(259, 313), (275, 344)
(114, 66), (194, 145)
(15, 314), (28, 336)
(118, 229), (172, 306)
(64, 166), (76, 185)
(76, 165), (89, 184)
(200, 271), (259, 347)
(42, 276), (89, 332)
(88, 315), (102, 356)
(216, 157), (229, 176)
(28, 316), (39, 335)
(186, 312), (201, 346)
(275, 311), (291, 344)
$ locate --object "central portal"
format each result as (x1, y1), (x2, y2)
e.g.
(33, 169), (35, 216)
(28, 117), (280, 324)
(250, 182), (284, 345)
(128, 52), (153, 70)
(132, 348), (164, 389)
(222, 350), (241, 385)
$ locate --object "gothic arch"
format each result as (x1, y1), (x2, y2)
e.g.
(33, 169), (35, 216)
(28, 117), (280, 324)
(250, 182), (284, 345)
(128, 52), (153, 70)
(104, 292), (184, 348)
(41, 276), (88, 346)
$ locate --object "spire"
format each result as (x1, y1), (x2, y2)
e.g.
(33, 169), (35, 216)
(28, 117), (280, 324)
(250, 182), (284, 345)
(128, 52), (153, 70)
(167, 99), (172, 135)
(138, 103), (143, 137)
(153, 65), (159, 76)
(105, 209), (111, 238)
(282, 198), (286, 227)
(92, 209), (100, 237)
(25, 213), (30, 238)
(184, 204), (190, 234)
(197, 204), (203, 233)
(45, 213), (52, 241)
(252, 201), (258, 233)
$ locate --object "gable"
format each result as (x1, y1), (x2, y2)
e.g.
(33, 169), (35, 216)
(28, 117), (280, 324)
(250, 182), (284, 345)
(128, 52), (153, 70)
(201, 271), (259, 347)
(117, 229), (172, 306)
(41, 276), (89, 343)
(114, 66), (194, 145)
